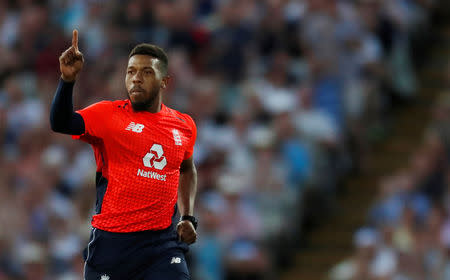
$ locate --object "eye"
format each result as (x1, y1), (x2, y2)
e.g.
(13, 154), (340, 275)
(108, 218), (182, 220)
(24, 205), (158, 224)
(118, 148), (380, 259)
(127, 69), (135, 74)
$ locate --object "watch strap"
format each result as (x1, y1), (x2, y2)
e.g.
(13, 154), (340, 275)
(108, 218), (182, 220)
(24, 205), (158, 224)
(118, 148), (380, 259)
(180, 215), (198, 230)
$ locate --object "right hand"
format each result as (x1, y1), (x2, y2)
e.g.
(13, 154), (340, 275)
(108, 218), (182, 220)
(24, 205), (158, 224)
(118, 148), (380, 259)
(59, 29), (84, 82)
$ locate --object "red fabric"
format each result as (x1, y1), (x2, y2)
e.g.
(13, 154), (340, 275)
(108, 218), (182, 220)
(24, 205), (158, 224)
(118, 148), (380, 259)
(72, 100), (196, 232)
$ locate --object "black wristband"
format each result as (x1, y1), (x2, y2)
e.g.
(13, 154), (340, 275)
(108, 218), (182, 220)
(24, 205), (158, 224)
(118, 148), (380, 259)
(180, 215), (198, 230)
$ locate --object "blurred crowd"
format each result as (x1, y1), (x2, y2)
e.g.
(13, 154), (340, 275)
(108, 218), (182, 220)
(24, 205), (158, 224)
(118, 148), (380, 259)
(329, 93), (450, 280)
(0, 0), (437, 279)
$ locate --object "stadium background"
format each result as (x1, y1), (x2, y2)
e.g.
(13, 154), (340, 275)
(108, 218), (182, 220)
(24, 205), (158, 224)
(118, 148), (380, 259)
(0, 0), (449, 279)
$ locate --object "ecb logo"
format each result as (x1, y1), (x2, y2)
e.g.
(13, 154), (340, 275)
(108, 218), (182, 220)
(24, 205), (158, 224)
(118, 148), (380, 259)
(143, 144), (167, 170)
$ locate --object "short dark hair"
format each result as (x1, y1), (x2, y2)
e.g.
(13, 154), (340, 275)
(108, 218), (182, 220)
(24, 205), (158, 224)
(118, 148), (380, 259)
(129, 44), (169, 76)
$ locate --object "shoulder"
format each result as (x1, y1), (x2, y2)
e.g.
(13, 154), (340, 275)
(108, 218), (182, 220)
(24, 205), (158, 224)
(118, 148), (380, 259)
(111, 100), (130, 109)
(83, 100), (114, 110)
(164, 105), (196, 131)
(77, 100), (114, 116)
(177, 112), (196, 131)
(92, 100), (130, 112)
(78, 100), (130, 116)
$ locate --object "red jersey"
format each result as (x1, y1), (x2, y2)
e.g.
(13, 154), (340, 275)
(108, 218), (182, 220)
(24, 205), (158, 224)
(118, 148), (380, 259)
(73, 100), (196, 232)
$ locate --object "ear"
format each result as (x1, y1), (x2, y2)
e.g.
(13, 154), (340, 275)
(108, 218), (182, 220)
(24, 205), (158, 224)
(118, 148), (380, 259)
(161, 76), (171, 89)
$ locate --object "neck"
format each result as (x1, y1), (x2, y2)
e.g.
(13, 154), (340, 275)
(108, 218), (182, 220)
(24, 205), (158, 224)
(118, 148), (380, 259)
(146, 94), (162, 113)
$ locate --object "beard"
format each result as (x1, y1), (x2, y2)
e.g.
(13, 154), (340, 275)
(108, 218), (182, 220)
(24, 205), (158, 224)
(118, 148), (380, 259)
(128, 86), (160, 112)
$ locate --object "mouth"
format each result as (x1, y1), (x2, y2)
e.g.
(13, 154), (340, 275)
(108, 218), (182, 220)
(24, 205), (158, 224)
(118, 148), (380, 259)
(130, 88), (145, 96)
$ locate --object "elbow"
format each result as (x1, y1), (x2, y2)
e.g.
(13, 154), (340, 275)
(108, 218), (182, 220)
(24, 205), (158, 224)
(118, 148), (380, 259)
(49, 114), (63, 133)
(191, 165), (197, 178)
(186, 165), (198, 185)
(50, 125), (61, 133)
(49, 116), (58, 132)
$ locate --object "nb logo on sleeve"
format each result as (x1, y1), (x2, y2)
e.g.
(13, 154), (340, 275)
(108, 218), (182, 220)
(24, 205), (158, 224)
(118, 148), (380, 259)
(171, 257), (181, 264)
(126, 122), (145, 133)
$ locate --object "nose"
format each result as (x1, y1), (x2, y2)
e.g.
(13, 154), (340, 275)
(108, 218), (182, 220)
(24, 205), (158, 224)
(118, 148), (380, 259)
(132, 71), (143, 84)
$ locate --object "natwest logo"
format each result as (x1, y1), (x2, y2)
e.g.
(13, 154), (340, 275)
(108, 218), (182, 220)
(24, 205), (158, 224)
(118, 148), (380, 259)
(137, 169), (166, 181)
(143, 144), (167, 170)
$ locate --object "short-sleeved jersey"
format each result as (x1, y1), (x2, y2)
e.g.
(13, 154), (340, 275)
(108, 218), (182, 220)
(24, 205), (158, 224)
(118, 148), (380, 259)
(73, 100), (196, 232)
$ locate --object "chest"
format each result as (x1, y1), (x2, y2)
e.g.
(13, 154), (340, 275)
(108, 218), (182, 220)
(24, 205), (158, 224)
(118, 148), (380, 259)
(104, 112), (190, 170)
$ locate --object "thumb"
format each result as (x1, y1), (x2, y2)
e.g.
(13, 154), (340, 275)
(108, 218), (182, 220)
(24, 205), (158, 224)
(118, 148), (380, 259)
(177, 224), (183, 241)
(178, 229), (183, 242)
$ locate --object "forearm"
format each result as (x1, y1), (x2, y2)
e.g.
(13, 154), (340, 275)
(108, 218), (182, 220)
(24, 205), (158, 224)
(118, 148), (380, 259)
(50, 79), (85, 135)
(177, 164), (197, 216)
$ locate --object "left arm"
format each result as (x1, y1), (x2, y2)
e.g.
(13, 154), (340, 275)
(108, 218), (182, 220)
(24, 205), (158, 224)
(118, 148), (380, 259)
(177, 156), (198, 244)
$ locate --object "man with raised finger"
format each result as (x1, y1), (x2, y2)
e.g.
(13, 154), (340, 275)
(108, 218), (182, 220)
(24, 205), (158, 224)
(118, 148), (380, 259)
(50, 30), (198, 280)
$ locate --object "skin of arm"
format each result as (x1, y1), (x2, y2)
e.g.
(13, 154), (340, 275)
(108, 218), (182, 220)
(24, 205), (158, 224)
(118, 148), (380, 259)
(50, 29), (85, 135)
(176, 156), (198, 244)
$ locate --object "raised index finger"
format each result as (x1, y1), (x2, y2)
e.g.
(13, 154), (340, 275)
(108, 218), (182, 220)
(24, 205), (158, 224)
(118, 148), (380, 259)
(72, 29), (79, 51)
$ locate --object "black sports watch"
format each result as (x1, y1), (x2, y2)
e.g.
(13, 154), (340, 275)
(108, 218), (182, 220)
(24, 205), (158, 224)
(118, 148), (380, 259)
(180, 215), (198, 230)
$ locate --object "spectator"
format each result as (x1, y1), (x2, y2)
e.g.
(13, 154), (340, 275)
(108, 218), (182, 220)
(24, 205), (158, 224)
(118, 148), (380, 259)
(0, 0), (436, 279)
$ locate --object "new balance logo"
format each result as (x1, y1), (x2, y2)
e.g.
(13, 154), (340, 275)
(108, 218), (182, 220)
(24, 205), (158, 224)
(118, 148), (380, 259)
(171, 257), (181, 264)
(100, 274), (110, 280)
(126, 122), (144, 133)
(172, 129), (182, 146)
